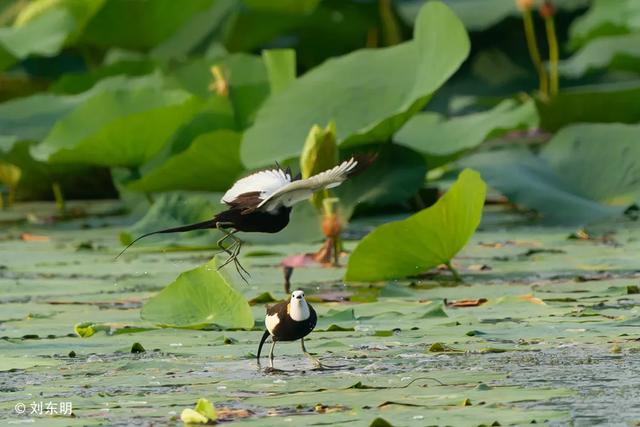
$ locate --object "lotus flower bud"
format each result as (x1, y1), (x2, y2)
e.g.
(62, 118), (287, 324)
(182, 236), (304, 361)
(539, 1), (556, 18)
(516, 0), (535, 11)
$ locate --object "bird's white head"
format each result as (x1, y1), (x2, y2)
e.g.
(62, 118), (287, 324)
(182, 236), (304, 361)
(289, 289), (310, 321)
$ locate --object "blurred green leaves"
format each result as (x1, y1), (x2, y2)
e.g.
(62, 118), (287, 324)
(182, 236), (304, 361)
(127, 130), (243, 192)
(120, 192), (223, 248)
(0, 0), (105, 70)
(464, 123), (640, 224)
(81, 0), (215, 50)
(395, 99), (537, 161)
(241, 1), (470, 168)
(561, 33), (640, 77)
(568, 0), (640, 49)
(335, 144), (427, 219)
(0, 73), (166, 145)
(32, 84), (203, 168)
(536, 82), (640, 131)
(1, 0), (640, 245)
(262, 48), (296, 95)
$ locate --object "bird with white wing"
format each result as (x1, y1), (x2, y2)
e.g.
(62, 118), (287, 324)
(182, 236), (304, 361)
(117, 155), (375, 280)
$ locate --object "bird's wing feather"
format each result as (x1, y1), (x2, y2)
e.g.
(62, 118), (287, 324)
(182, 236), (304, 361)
(257, 157), (359, 210)
(221, 168), (291, 205)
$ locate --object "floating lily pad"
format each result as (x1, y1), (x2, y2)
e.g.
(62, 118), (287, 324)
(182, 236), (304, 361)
(141, 258), (254, 329)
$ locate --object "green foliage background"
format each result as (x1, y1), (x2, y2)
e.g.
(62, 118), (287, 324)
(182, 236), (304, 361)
(1, 0), (639, 225)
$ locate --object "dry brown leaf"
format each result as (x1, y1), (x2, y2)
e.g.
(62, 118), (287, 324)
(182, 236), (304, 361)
(518, 294), (546, 305)
(20, 232), (49, 242)
(446, 298), (488, 307)
(217, 408), (252, 420)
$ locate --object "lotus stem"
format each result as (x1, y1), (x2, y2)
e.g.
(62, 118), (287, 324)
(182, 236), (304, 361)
(333, 234), (341, 266)
(321, 197), (343, 266)
(52, 182), (65, 214)
(366, 27), (379, 48)
(209, 65), (229, 97)
(542, 6), (559, 96)
(521, 8), (548, 96)
(379, 0), (402, 46)
(445, 261), (462, 282)
(7, 186), (16, 207)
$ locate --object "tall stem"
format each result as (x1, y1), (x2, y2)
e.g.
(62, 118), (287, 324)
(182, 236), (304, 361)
(52, 182), (65, 214)
(544, 16), (559, 96)
(332, 235), (341, 266)
(445, 261), (462, 282)
(522, 9), (548, 96)
(8, 186), (15, 207)
(379, 0), (402, 46)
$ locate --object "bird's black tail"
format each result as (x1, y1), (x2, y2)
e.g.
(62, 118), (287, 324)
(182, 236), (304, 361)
(115, 218), (218, 259)
(256, 330), (271, 363)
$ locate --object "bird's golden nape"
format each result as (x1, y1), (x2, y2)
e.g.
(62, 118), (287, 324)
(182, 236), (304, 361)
(117, 155), (376, 281)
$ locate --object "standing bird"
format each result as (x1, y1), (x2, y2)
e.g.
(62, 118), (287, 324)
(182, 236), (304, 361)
(256, 289), (319, 369)
(117, 155), (374, 280)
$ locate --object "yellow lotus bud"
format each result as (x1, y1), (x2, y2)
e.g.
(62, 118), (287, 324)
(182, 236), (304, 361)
(300, 122), (339, 210)
(208, 65), (229, 97)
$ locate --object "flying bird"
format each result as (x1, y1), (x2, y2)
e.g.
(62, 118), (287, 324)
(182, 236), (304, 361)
(117, 155), (374, 280)
(256, 289), (319, 369)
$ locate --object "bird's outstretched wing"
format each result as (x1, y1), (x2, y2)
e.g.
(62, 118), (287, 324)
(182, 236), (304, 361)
(221, 166), (292, 207)
(257, 157), (361, 211)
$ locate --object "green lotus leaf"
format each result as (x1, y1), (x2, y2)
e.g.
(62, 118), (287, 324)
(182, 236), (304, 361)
(32, 84), (203, 167)
(141, 257), (254, 329)
(463, 123), (640, 224)
(395, 99), (537, 159)
(240, 1), (470, 168)
(345, 168), (486, 282)
(127, 130), (244, 193)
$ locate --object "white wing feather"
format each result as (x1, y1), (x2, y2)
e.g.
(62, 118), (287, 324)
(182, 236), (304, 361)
(257, 157), (358, 211)
(221, 168), (291, 204)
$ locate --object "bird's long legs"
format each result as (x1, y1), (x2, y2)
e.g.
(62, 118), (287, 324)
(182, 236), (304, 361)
(215, 222), (250, 282)
(301, 338), (324, 369)
(268, 341), (276, 368)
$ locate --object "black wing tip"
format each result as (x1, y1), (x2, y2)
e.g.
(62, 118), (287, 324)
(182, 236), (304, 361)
(274, 161), (293, 179)
(347, 152), (378, 177)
